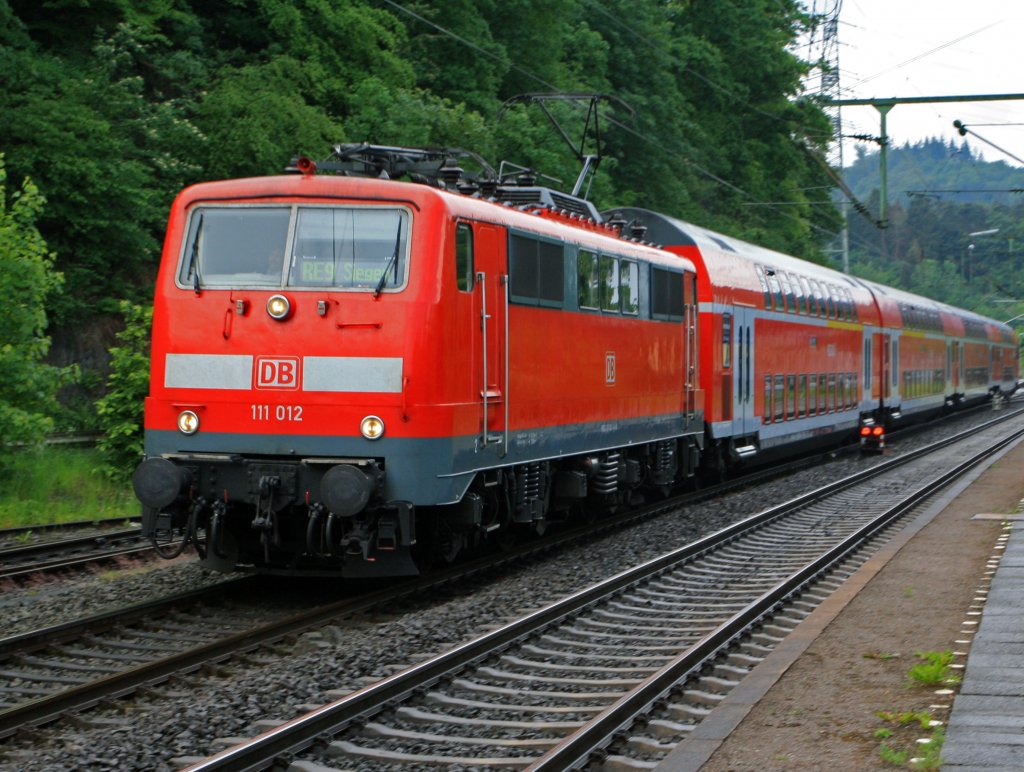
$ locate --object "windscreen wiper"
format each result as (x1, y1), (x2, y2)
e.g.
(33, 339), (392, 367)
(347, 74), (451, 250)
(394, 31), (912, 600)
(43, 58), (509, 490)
(373, 218), (403, 299)
(188, 213), (204, 295)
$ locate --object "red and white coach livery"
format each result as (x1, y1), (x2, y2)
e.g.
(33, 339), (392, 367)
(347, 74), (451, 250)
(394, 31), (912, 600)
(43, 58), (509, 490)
(604, 208), (1018, 461)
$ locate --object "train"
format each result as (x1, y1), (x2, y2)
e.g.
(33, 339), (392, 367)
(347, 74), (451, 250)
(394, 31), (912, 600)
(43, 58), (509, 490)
(131, 145), (1020, 577)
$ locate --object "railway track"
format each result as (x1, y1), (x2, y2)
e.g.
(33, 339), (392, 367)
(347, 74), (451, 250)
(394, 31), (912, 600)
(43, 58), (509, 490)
(0, 521), (157, 583)
(179, 409), (1024, 771)
(1, 405), (1020, 762)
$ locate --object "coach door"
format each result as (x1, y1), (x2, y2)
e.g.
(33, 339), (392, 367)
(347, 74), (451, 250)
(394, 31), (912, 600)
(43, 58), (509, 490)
(949, 341), (961, 391)
(732, 307), (757, 435)
(473, 223), (508, 455)
(881, 334), (891, 401)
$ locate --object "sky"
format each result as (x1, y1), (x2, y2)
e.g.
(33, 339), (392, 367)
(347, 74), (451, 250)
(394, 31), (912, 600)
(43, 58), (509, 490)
(821, 0), (1024, 168)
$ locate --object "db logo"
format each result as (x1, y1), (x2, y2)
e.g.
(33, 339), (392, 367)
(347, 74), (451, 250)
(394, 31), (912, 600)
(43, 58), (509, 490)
(254, 356), (300, 390)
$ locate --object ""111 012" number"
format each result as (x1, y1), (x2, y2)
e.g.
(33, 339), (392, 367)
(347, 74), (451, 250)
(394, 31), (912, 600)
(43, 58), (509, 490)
(251, 404), (304, 422)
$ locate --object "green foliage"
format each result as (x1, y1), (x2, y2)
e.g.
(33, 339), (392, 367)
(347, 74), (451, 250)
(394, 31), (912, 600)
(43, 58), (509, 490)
(2, 0), (837, 322)
(876, 710), (934, 729)
(0, 18), (202, 322)
(0, 153), (66, 459)
(875, 708), (946, 769)
(908, 650), (960, 687)
(845, 141), (1024, 321)
(2, 0), (847, 444)
(878, 742), (909, 766)
(0, 446), (136, 528)
(95, 302), (152, 481)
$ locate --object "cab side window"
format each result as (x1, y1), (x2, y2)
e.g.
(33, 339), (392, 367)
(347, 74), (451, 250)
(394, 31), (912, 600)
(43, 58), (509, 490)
(455, 222), (474, 292)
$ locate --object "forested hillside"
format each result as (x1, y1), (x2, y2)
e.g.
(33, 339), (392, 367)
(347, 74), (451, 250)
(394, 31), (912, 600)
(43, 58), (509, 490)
(0, 0), (835, 330)
(4, 0), (1021, 464)
(842, 140), (1024, 325)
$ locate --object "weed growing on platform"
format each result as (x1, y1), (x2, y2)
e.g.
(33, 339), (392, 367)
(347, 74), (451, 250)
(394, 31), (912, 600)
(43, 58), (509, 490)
(908, 650), (960, 687)
(872, 653), (953, 768)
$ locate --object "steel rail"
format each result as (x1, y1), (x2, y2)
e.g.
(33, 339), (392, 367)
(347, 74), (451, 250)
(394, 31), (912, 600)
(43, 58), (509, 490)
(0, 542), (161, 582)
(0, 495), (690, 739)
(181, 412), (1024, 772)
(0, 527), (141, 562)
(0, 578), (255, 661)
(528, 423), (1024, 769)
(0, 516), (139, 542)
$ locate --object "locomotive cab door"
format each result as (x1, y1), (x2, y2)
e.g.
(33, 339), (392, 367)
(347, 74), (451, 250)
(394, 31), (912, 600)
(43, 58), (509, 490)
(472, 223), (508, 455)
(731, 306), (757, 436)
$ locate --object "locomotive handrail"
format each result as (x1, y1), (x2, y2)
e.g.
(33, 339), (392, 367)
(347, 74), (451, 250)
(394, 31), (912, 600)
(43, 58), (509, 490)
(502, 273), (510, 457)
(477, 270), (490, 451)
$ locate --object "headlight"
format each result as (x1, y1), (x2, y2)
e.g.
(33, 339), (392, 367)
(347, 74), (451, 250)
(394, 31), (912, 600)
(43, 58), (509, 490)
(360, 415), (384, 440)
(267, 294), (292, 320)
(177, 410), (200, 435)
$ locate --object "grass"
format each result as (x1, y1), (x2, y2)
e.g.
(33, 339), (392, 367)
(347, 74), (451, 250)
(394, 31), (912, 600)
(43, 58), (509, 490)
(872, 652), (956, 768)
(908, 650), (960, 687)
(0, 446), (137, 529)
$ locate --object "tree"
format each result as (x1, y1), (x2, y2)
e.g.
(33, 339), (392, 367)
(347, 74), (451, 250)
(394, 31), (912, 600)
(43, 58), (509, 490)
(0, 154), (65, 458)
(95, 302), (151, 481)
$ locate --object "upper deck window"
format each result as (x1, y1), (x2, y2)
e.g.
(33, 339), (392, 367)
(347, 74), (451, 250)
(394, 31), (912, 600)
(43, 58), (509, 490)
(178, 205), (410, 292)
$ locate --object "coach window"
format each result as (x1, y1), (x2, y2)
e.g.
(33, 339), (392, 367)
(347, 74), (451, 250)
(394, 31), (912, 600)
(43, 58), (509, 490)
(757, 266), (772, 308)
(808, 374), (818, 415)
(779, 272), (795, 312)
(825, 285), (837, 319)
(455, 222), (474, 291)
(764, 376), (773, 423)
(774, 375), (786, 421)
(766, 269), (783, 310)
(600, 255), (620, 312)
(797, 276), (811, 315)
(577, 249), (599, 309)
(786, 375), (796, 419)
(798, 374), (808, 416)
(811, 279), (827, 317)
(722, 312), (732, 369)
(621, 260), (639, 314)
(793, 275), (807, 315)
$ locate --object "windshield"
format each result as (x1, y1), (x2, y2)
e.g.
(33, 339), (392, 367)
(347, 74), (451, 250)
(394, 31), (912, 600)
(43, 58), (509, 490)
(178, 205), (410, 291)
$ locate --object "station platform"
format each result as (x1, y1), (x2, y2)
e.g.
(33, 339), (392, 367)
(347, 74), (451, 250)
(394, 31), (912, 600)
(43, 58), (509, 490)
(943, 503), (1024, 769)
(656, 425), (1024, 771)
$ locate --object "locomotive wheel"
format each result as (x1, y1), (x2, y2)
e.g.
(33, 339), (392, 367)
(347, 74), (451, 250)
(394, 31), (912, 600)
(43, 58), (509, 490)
(436, 522), (465, 564)
(413, 514), (465, 570)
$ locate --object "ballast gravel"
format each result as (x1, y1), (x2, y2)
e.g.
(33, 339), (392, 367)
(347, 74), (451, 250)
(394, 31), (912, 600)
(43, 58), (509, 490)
(0, 410), (1006, 771)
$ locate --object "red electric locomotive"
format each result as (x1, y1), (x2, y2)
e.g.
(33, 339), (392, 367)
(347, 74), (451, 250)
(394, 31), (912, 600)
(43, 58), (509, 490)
(606, 208), (1019, 462)
(132, 146), (705, 577)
